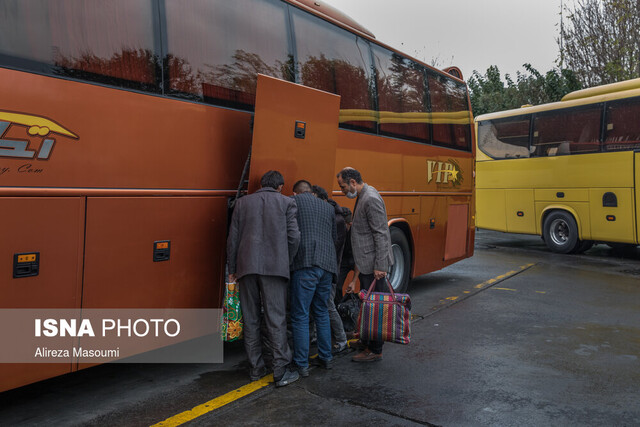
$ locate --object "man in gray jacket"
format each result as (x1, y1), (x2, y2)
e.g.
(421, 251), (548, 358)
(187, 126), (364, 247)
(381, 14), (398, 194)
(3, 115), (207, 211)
(337, 167), (393, 362)
(227, 170), (301, 386)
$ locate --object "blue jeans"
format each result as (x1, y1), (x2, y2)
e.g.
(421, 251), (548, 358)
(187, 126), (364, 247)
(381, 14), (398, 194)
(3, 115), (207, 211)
(291, 267), (333, 367)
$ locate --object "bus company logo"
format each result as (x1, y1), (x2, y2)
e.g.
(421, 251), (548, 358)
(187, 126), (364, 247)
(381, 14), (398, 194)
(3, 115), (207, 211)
(0, 110), (79, 161)
(427, 159), (463, 187)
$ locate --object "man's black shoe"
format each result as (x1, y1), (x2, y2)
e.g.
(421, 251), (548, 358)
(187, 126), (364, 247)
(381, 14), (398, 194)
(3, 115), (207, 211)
(275, 369), (299, 387)
(297, 365), (310, 378)
(311, 357), (333, 369)
(249, 366), (267, 382)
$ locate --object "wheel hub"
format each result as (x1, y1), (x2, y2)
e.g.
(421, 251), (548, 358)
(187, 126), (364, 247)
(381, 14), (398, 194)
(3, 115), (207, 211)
(550, 218), (569, 246)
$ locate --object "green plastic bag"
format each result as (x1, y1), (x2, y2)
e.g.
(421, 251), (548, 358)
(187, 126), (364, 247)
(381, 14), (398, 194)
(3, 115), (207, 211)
(221, 281), (243, 342)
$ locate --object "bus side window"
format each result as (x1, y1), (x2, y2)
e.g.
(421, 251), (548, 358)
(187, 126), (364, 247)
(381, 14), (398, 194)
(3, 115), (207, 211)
(428, 73), (472, 151)
(0, 0), (160, 92)
(372, 46), (429, 143)
(291, 8), (375, 132)
(604, 97), (640, 151)
(165, 0), (291, 109)
(477, 116), (531, 159)
(533, 106), (601, 157)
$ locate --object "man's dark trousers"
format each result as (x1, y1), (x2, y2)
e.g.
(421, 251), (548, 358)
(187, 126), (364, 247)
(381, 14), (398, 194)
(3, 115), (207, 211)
(239, 274), (291, 380)
(358, 273), (385, 354)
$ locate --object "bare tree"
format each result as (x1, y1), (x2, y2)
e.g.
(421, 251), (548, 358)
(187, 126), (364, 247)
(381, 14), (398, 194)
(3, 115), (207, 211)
(560, 0), (640, 87)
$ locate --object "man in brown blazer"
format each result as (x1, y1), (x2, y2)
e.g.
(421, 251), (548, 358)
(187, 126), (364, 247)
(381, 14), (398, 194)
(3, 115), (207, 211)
(337, 167), (393, 362)
(227, 170), (301, 386)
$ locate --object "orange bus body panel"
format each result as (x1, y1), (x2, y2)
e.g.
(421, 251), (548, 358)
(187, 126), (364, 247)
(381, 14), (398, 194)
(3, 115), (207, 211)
(82, 197), (227, 309)
(0, 68), (251, 190)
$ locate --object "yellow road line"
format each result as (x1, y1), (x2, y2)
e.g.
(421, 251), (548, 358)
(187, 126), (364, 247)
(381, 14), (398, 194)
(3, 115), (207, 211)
(437, 263), (535, 305)
(493, 287), (517, 292)
(150, 374), (274, 427)
(474, 264), (534, 289)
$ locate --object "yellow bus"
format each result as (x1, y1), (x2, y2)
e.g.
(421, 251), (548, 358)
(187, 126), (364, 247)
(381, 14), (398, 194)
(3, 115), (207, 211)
(475, 78), (640, 253)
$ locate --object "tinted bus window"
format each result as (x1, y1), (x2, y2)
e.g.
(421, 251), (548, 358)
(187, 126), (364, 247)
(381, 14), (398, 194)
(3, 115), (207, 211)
(372, 46), (429, 143)
(165, 0), (291, 109)
(532, 106), (602, 156)
(477, 115), (531, 159)
(604, 97), (640, 151)
(291, 8), (374, 131)
(0, 0), (159, 91)
(428, 73), (471, 150)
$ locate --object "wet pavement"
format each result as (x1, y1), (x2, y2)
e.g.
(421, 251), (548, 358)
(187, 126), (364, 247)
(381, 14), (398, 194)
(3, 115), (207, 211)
(1, 229), (639, 426)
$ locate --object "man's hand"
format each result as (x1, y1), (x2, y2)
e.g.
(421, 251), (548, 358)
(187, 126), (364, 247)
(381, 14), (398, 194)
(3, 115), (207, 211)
(373, 270), (387, 280)
(228, 274), (237, 284)
(345, 279), (357, 294)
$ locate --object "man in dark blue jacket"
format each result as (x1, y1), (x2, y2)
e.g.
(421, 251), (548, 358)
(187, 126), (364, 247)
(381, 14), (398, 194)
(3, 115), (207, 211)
(290, 180), (337, 376)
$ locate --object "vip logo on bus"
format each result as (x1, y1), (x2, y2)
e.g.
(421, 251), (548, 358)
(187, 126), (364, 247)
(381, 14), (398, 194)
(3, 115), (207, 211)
(427, 159), (463, 187)
(0, 111), (78, 160)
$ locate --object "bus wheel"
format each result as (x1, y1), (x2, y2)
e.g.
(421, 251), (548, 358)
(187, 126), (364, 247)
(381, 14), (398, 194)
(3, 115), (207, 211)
(542, 211), (581, 254)
(388, 227), (411, 293)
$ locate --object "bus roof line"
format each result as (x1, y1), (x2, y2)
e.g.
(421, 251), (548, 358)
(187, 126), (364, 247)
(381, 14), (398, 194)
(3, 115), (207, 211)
(475, 87), (640, 122)
(562, 77), (640, 102)
(285, 0), (376, 38)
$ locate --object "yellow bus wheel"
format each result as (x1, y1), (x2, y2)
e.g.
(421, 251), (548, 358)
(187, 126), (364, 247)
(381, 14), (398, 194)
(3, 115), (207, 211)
(542, 211), (581, 254)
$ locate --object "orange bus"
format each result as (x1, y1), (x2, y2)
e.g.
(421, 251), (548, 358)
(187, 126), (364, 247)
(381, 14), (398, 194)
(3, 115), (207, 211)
(0, 0), (475, 392)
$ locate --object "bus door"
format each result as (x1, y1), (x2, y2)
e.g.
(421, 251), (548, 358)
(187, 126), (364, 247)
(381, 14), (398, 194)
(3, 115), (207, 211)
(0, 197), (84, 392)
(248, 74), (340, 194)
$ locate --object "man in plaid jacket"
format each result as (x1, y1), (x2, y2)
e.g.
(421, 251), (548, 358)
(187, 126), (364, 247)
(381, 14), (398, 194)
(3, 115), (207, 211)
(337, 167), (393, 362)
(290, 180), (338, 377)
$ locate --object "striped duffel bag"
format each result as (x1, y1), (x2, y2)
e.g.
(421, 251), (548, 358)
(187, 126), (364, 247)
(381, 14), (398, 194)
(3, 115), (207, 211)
(357, 278), (411, 344)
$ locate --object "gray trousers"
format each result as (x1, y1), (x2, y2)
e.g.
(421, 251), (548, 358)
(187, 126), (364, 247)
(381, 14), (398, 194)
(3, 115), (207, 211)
(239, 274), (291, 379)
(328, 281), (347, 344)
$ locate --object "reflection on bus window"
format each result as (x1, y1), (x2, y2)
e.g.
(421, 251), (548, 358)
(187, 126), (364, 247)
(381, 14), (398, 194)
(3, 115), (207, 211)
(477, 116), (531, 159)
(0, 0), (159, 91)
(292, 8), (374, 131)
(372, 46), (429, 143)
(428, 73), (471, 150)
(165, 0), (291, 109)
(605, 97), (640, 151)
(532, 106), (601, 156)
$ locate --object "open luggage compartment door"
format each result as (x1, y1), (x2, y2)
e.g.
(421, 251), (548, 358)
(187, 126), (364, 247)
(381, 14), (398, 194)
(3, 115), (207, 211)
(248, 74), (340, 194)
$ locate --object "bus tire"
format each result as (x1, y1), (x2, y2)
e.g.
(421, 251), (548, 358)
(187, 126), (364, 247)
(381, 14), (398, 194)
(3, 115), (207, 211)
(388, 227), (411, 293)
(542, 211), (580, 254)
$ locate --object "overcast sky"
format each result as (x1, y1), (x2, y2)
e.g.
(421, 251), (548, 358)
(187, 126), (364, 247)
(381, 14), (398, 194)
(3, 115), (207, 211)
(321, 0), (562, 81)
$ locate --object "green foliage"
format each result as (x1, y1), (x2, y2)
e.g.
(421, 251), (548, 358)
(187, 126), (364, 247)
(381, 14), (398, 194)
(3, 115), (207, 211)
(467, 65), (582, 116)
